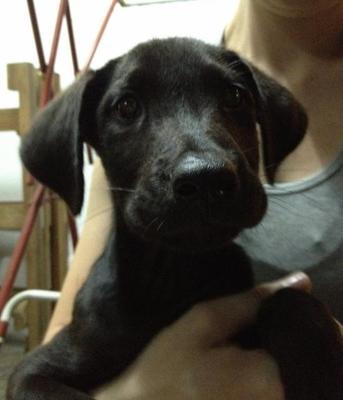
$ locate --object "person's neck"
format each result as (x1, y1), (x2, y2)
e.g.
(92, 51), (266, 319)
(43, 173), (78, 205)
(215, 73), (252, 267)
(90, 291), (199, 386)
(225, 0), (343, 79)
(224, 0), (343, 181)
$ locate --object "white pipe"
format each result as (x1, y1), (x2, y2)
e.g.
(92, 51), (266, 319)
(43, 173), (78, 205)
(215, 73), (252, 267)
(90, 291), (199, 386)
(1, 289), (60, 323)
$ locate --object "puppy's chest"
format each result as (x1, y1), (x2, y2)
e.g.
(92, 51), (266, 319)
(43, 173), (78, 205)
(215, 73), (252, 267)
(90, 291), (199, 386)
(113, 243), (254, 331)
(73, 242), (254, 384)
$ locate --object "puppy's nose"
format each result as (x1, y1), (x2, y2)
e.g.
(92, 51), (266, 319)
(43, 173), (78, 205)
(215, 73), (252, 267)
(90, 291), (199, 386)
(172, 156), (239, 201)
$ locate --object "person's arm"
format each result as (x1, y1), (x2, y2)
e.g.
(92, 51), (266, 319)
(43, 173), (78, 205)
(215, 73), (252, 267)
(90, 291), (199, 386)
(42, 159), (343, 400)
(44, 156), (289, 400)
(43, 157), (288, 398)
(93, 273), (311, 400)
(43, 158), (112, 343)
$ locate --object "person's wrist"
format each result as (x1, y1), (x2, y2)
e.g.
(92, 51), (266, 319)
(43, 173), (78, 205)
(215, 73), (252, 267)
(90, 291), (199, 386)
(94, 382), (178, 400)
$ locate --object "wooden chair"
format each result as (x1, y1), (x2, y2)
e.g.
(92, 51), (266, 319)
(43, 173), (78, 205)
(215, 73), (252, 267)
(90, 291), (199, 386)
(0, 63), (69, 349)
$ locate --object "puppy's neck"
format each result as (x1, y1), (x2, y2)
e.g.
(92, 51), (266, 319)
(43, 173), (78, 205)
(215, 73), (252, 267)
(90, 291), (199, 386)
(111, 218), (253, 328)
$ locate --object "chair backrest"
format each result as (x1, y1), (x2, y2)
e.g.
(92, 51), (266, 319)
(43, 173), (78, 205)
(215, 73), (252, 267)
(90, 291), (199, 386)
(0, 63), (69, 349)
(0, 63), (39, 230)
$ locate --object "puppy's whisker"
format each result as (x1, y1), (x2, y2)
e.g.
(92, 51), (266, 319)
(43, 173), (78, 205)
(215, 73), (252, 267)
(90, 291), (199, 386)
(264, 162), (279, 170)
(241, 145), (259, 155)
(227, 59), (243, 70)
(107, 186), (137, 193)
(144, 216), (160, 233)
(156, 219), (166, 232)
(232, 70), (251, 80)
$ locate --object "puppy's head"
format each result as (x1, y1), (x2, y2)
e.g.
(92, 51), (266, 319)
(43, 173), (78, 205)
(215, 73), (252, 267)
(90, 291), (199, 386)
(21, 38), (307, 252)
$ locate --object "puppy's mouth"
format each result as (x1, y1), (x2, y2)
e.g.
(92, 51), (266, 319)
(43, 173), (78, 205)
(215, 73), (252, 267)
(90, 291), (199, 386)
(123, 164), (267, 253)
(157, 223), (241, 253)
(124, 202), (251, 253)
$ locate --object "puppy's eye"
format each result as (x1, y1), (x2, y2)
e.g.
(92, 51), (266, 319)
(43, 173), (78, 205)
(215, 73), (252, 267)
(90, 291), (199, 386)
(114, 95), (140, 121)
(225, 86), (244, 108)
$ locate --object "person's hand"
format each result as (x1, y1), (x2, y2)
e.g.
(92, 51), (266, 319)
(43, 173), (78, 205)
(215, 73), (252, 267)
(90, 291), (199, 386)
(94, 272), (312, 400)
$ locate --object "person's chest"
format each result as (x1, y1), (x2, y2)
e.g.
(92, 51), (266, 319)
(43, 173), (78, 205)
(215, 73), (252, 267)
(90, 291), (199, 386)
(237, 158), (343, 320)
(273, 59), (343, 183)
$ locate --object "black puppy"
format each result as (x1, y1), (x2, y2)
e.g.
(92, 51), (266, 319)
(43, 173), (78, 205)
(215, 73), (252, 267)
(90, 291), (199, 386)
(8, 38), (343, 399)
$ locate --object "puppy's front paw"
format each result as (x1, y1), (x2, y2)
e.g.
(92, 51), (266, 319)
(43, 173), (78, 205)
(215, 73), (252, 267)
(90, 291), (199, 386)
(258, 288), (343, 400)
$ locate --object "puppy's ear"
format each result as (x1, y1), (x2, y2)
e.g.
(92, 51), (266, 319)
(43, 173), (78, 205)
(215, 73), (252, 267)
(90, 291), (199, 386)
(20, 73), (94, 214)
(249, 65), (308, 183)
(228, 54), (308, 183)
(20, 60), (115, 214)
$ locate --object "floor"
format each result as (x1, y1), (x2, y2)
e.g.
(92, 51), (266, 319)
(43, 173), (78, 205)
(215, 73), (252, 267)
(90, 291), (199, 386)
(0, 329), (26, 398)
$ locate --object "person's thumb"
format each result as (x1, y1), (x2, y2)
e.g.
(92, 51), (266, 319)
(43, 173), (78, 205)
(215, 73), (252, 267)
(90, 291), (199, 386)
(177, 272), (311, 348)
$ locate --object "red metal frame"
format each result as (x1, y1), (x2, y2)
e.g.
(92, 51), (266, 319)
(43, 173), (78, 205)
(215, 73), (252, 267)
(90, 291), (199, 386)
(82, 0), (118, 73)
(65, 2), (80, 76)
(27, 0), (47, 73)
(39, 0), (68, 108)
(0, 0), (119, 343)
(0, 184), (46, 320)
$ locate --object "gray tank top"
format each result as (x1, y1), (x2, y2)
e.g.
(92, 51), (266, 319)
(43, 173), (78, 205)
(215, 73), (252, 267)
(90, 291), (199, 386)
(236, 148), (343, 322)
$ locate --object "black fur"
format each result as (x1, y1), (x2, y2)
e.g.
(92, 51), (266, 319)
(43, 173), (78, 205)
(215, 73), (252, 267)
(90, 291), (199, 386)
(8, 38), (343, 399)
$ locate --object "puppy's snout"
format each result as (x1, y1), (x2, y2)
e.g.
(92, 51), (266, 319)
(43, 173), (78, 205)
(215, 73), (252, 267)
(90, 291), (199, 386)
(172, 156), (239, 202)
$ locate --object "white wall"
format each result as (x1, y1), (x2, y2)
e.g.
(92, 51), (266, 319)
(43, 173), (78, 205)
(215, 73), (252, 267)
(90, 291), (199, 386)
(0, 0), (239, 285)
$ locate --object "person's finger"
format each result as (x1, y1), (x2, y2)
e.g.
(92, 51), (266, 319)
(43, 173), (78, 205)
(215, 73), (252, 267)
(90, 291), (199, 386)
(254, 271), (312, 298)
(176, 272), (311, 348)
(334, 318), (343, 336)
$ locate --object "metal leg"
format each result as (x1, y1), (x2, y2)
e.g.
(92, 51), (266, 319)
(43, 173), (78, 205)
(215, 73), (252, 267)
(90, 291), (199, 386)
(0, 290), (60, 345)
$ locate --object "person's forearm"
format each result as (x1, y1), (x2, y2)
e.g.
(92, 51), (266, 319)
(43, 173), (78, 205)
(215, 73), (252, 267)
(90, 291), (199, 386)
(44, 159), (113, 343)
(43, 214), (112, 343)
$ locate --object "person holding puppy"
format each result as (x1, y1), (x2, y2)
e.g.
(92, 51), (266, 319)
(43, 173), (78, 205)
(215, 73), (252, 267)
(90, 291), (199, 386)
(43, 0), (343, 399)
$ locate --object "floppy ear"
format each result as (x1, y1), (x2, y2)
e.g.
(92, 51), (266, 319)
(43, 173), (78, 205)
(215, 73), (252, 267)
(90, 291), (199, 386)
(228, 54), (308, 183)
(21, 59), (118, 214)
(20, 72), (95, 214)
(249, 65), (308, 183)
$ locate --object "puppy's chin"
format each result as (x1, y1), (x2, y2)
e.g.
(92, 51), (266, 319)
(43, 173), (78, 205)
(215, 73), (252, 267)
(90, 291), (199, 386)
(156, 227), (241, 254)
(123, 186), (267, 253)
(125, 213), (241, 253)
